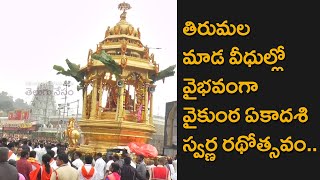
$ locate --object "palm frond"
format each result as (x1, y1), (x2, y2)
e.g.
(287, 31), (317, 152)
(53, 65), (66, 73)
(53, 60), (85, 91)
(53, 65), (72, 76)
(91, 50), (122, 79)
(151, 64), (176, 83)
(66, 59), (80, 72)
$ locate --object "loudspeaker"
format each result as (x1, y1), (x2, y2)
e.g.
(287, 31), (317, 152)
(149, 86), (155, 93)
(117, 80), (124, 87)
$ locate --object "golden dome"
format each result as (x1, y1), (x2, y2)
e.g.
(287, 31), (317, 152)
(105, 9), (140, 39)
(87, 2), (158, 73)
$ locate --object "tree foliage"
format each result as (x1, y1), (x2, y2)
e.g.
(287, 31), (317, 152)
(53, 59), (85, 91)
(0, 91), (14, 113)
(91, 50), (122, 80)
(0, 91), (30, 115)
(53, 52), (121, 90)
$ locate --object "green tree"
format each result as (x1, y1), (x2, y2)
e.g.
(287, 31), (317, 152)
(13, 98), (30, 109)
(0, 91), (14, 113)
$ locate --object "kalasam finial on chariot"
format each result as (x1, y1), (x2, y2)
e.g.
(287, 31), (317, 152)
(118, 2), (131, 20)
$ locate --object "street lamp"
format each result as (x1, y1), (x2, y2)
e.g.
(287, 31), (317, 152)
(66, 107), (70, 117)
(65, 100), (80, 121)
(57, 104), (64, 139)
(62, 80), (71, 128)
(56, 98), (80, 140)
(76, 99), (79, 121)
(143, 45), (162, 50)
(58, 105), (62, 120)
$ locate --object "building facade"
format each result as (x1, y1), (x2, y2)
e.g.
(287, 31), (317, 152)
(163, 101), (177, 157)
(29, 81), (57, 125)
(149, 115), (165, 154)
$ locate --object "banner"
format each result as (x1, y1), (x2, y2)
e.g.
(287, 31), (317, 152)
(15, 110), (22, 120)
(8, 111), (14, 120)
(7, 110), (30, 120)
(22, 110), (30, 120)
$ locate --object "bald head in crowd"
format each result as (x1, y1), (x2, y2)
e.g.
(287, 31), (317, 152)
(0, 147), (9, 162)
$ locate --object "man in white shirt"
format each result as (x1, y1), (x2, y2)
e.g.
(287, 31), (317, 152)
(78, 155), (98, 180)
(47, 149), (59, 170)
(34, 143), (46, 164)
(33, 144), (40, 152)
(7, 142), (17, 161)
(51, 145), (58, 158)
(28, 141), (33, 151)
(173, 154), (177, 173)
(105, 155), (114, 174)
(130, 158), (136, 168)
(94, 153), (106, 180)
(48, 149), (72, 169)
(72, 151), (84, 169)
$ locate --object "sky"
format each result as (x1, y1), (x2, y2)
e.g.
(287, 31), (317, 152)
(0, 0), (177, 117)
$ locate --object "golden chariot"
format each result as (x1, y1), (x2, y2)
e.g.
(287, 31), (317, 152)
(53, 2), (175, 154)
(54, 2), (175, 154)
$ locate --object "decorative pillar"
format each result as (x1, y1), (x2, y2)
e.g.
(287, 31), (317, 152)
(123, 85), (127, 111)
(133, 88), (136, 112)
(97, 78), (103, 119)
(82, 85), (87, 120)
(119, 82), (125, 121)
(149, 85), (156, 125)
(115, 87), (119, 121)
(89, 78), (98, 120)
(144, 83), (149, 124)
(116, 79), (125, 122)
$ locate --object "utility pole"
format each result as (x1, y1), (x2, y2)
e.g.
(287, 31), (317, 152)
(62, 80), (70, 128)
(65, 100), (80, 121)
(60, 80), (70, 140)
(76, 99), (79, 121)
(57, 107), (60, 137)
(57, 104), (63, 140)
(66, 105), (69, 118)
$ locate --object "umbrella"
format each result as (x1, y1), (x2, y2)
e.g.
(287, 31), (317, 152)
(127, 142), (158, 158)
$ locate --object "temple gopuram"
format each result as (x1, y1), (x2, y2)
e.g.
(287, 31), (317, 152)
(77, 2), (162, 153)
